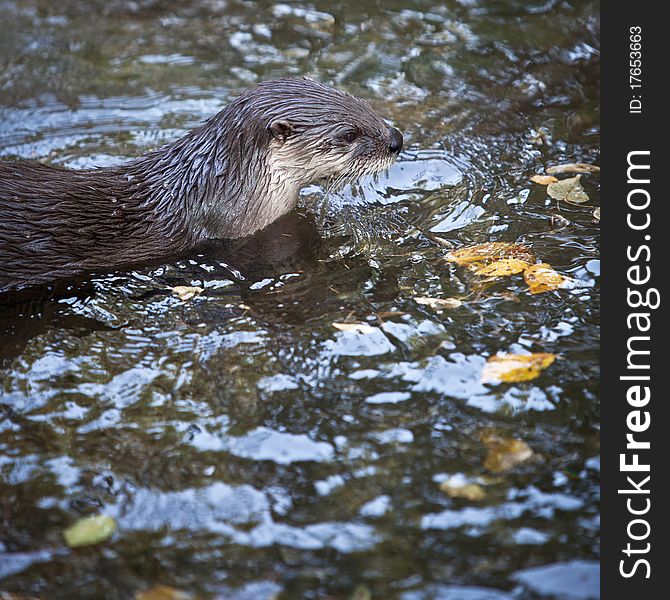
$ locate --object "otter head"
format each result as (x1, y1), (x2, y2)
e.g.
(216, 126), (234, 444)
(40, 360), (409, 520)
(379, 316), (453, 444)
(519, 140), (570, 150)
(187, 78), (403, 239)
(255, 78), (403, 186)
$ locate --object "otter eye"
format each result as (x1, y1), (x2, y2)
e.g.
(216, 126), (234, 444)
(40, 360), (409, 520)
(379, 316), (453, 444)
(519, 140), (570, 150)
(341, 131), (358, 144)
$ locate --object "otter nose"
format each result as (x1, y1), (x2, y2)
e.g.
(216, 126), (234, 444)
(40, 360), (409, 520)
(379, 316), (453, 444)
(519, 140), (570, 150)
(389, 127), (403, 154)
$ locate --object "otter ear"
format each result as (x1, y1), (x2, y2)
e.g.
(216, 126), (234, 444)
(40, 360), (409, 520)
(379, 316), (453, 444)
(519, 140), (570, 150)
(269, 120), (295, 143)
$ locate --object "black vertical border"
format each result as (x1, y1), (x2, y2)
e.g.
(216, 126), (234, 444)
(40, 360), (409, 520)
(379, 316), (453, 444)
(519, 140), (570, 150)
(601, 3), (666, 597)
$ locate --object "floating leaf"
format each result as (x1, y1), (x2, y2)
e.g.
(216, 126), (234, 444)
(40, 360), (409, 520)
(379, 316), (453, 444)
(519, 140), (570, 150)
(547, 175), (589, 204)
(480, 430), (534, 473)
(171, 286), (203, 301)
(524, 263), (569, 294)
(530, 174), (558, 185)
(471, 259), (531, 278)
(135, 586), (193, 600)
(414, 296), (462, 310)
(332, 322), (376, 334)
(593, 207), (600, 221)
(546, 162), (600, 175)
(482, 353), (556, 384)
(446, 242), (535, 267)
(440, 480), (486, 501)
(63, 514), (116, 548)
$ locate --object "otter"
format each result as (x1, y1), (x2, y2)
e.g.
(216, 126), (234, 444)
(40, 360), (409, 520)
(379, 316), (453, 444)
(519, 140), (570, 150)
(0, 78), (403, 293)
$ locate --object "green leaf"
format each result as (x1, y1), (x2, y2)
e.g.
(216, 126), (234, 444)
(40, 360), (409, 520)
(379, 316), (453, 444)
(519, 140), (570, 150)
(547, 175), (589, 204)
(63, 514), (116, 548)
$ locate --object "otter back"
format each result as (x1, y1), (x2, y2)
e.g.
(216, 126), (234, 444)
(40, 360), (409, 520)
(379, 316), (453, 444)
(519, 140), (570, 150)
(0, 160), (188, 291)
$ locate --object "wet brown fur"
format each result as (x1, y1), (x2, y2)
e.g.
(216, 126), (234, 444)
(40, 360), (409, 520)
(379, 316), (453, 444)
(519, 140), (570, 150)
(0, 78), (402, 292)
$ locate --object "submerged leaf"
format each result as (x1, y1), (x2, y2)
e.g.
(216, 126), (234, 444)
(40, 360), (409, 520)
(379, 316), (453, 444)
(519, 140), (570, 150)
(593, 207), (600, 221)
(440, 480), (486, 501)
(546, 162), (600, 175)
(524, 263), (569, 294)
(471, 259), (531, 278)
(480, 430), (534, 473)
(414, 296), (463, 310)
(482, 353), (556, 383)
(171, 286), (204, 301)
(530, 174), (558, 185)
(332, 322), (376, 334)
(547, 175), (589, 204)
(549, 214), (571, 229)
(63, 514), (116, 548)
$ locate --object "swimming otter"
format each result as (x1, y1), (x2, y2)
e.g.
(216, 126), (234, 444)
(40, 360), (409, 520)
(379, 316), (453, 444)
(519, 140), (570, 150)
(0, 78), (403, 293)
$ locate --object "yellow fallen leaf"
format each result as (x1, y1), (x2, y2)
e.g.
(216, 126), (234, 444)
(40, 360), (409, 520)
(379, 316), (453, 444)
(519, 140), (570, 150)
(171, 286), (203, 301)
(446, 242), (535, 267)
(349, 585), (372, 600)
(480, 430), (534, 473)
(440, 481), (486, 501)
(332, 322), (376, 334)
(471, 259), (531, 278)
(546, 162), (600, 175)
(135, 586), (193, 600)
(524, 263), (569, 294)
(414, 296), (463, 310)
(593, 207), (600, 221)
(63, 514), (116, 548)
(547, 175), (589, 204)
(530, 175), (558, 185)
(482, 353), (556, 384)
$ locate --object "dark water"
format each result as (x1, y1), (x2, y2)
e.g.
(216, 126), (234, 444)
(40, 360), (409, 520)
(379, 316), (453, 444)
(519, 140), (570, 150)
(0, 1), (600, 598)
